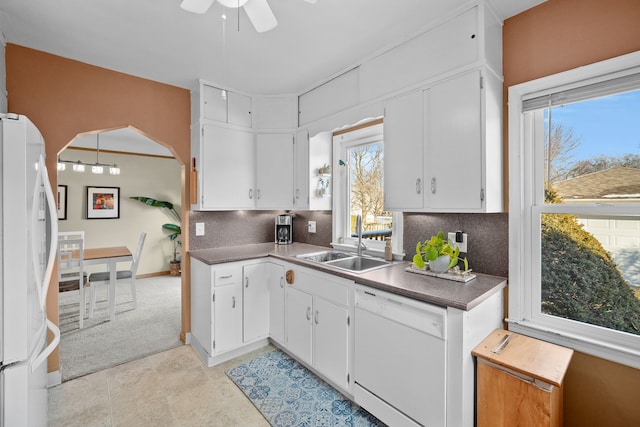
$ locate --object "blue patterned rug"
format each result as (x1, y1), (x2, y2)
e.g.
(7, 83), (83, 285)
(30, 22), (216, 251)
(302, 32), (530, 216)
(226, 349), (386, 427)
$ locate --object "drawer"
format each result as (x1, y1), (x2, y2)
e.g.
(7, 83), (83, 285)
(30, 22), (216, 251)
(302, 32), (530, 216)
(215, 266), (238, 286)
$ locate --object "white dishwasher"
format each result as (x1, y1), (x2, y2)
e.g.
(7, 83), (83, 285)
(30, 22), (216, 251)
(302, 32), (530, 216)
(354, 285), (447, 427)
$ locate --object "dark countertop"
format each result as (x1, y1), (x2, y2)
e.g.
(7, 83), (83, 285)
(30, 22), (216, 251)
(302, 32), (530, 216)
(189, 242), (507, 311)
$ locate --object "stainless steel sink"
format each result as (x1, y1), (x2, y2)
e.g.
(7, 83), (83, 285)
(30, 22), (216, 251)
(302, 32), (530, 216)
(325, 256), (391, 273)
(296, 250), (353, 263)
(296, 250), (391, 273)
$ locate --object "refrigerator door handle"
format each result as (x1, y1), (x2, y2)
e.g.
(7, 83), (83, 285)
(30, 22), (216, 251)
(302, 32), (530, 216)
(31, 319), (60, 373)
(31, 155), (58, 309)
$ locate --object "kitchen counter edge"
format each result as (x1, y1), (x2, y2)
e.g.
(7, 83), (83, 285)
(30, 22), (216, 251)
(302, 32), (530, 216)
(188, 242), (507, 311)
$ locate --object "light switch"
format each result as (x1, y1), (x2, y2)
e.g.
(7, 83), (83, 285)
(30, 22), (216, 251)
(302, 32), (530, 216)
(196, 222), (205, 236)
(308, 221), (316, 233)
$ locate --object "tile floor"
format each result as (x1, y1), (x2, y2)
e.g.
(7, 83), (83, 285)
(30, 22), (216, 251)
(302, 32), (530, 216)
(48, 344), (273, 427)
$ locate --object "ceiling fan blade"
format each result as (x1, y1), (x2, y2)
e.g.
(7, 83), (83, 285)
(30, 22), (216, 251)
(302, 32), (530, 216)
(243, 0), (278, 32)
(180, 0), (216, 14)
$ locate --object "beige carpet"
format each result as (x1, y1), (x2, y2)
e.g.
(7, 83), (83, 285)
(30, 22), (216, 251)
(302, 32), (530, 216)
(58, 275), (182, 382)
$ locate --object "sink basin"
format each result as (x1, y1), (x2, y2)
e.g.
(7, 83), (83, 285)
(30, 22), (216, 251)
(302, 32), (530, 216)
(296, 250), (353, 263)
(325, 256), (391, 273)
(296, 251), (392, 273)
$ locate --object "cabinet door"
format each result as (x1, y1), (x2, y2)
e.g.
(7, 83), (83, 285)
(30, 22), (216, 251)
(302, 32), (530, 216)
(269, 264), (286, 344)
(213, 282), (242, 354)
(293, 128), (310, 210)
(228, 91), (252, 127)
(314, 297), (349, 390)
(201, 124), (255, 209)
(427, 70), (482, 209)
(285, 286), (313, 365)
(383, 90), (425, 210)
(202, 84), (227, 122)
(256, 133), (294, 209)
(243, 263), (270, 343)
(189, 258), (214, 355)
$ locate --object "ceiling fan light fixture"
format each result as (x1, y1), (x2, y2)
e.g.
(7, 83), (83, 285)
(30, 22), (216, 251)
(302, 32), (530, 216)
(180, 0), (216, 14)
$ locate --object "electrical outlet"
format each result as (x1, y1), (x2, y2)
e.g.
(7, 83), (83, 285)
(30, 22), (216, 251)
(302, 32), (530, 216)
(308, 221), (316, 233)
(448, 232), (468, 253)
(196, 222), (205, 236)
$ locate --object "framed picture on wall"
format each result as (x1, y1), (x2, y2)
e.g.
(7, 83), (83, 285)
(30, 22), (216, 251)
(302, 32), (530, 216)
(86, 186), (120, 219)
(57, 185), (67, 220)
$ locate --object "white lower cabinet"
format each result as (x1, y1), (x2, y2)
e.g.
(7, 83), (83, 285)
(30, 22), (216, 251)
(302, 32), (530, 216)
(190, 257), (271, 367)
(243, 262), (270, 342)
(268, 263), (286, 344)
(284, 264), (352, 392)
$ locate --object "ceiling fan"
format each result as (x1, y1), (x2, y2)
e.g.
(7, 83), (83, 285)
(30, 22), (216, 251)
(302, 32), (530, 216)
(180, 0), (317, 33)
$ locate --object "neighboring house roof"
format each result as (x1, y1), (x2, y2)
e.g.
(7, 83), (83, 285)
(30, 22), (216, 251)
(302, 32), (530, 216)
(553, 167), (640, 200)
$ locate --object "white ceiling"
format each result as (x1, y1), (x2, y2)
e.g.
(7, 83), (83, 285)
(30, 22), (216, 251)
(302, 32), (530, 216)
(0, 0), (545, 155)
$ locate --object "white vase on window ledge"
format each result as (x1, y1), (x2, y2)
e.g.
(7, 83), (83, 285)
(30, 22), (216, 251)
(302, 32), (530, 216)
(429, 255), (451, 273)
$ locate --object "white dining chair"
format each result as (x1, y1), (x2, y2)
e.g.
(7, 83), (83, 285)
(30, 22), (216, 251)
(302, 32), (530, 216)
(88, 232), (146, 317)
(57, 236), (89, 329)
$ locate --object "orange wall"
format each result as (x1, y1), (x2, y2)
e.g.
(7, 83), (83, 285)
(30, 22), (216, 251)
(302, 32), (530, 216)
(503, 0), (640, 425)
(5, 44), (192, 374)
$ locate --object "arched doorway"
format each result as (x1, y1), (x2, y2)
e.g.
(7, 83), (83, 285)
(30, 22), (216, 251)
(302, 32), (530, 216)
(56, 126), (183, 380)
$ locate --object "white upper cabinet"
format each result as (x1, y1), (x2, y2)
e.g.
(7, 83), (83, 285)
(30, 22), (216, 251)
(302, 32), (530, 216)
(298, 67), (359, 126)
(253, 96), (297, 129)
(383, 90), (425, 210)
(199, 124), (255, 210)
(255, 133), (294, 209)
(360, 6), (479, 103)
(427, 70), (483, 210)
(200, 83), (252, 127)
(384, 68), (502, 212)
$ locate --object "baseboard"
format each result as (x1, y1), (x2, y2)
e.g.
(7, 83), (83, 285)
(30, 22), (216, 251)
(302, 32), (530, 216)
(137, 271), (172, 279)
(48, 370), (62, 387)
(191, 336), (269, 368)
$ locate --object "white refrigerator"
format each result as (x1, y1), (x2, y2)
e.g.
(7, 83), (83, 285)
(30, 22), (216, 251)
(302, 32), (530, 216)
(0, 113), (59, 426)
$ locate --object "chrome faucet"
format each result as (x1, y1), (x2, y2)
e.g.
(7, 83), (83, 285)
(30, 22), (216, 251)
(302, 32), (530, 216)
(356, 214), (366, 256)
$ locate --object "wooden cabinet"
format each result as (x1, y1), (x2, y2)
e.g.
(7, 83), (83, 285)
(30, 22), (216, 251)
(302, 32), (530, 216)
(255, 133), (294, 209)
(284, 264), (352, 391)
(384, 68), (503, 212)
(199, 124), (255, 210)
(472, 329), (573, 427)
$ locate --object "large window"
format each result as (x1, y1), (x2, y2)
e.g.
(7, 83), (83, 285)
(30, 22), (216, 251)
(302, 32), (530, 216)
(332, 120), (402, 254)
(509, 52), (640, 369)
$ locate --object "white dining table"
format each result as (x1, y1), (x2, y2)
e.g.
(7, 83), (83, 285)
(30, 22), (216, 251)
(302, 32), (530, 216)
(82, 246), (132, 322)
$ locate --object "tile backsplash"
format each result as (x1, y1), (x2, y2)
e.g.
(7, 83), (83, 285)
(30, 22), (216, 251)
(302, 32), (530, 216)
(189, 210), (508, 277)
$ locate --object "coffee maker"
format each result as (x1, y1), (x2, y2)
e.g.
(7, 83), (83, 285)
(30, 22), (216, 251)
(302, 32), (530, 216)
(275, 213), (293, 244)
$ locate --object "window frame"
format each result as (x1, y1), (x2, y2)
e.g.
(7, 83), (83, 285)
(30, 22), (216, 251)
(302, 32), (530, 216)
(331, 120), (403, 256)
(508, 51), (640, 370)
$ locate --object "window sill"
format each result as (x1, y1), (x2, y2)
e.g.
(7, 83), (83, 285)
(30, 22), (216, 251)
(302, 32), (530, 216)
(506, 319), (640, 370)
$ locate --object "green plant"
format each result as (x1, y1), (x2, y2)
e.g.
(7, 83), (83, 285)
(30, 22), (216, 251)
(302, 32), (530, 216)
(130, 196), (182, 262)
(413, 232), (468, 271)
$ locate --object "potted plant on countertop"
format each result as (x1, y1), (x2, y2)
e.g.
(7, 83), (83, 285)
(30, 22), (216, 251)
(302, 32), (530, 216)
(413, 231), (468, 273)
(130, 196), (182, 276)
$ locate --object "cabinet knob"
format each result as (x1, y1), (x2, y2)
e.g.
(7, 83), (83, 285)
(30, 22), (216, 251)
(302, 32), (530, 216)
(280, 276), (284, 288)
(245, 277), (249, 288)
(232, 296), (236, 308)
(306, 306), (311, 321)
(286, 270), (295, 284)
(295, 188), (300, 199)
(257, 189), (261, 199)
(416, 178), (422, 194)
(249, 189), (253, 199)
(431, 177), (437, 194)
(314, 310), (319, 325)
